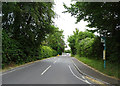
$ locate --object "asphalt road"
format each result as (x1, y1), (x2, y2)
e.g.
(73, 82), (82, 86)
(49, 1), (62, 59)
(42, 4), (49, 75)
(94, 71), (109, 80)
(2, 53), (92, 84)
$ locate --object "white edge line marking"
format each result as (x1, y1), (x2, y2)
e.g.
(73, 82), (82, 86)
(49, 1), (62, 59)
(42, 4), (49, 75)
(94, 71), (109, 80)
(1, 64), (34, 76)
(82, 76), (85, 79)
(72, 60), (83, 75)
(72, 60), (87, 80)
(41, 65), (51, 75)
(72, 60), (109, 84)
(68, 65), (91, 84)
(1, 57), (55, 76)
(72, 60), (89, 80)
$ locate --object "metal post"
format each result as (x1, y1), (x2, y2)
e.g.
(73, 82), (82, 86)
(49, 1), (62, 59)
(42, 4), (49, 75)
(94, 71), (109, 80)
(103, 37), (106, 69)
(101, 36), (106, 69)
(104, 60), (106, 68)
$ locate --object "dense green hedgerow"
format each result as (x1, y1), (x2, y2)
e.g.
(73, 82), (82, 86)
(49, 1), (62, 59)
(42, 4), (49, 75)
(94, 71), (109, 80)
(67, 30), (103, 59)
(2, 31), (58, 68)
(76, 37), (94, 57)
(76, 37), (103, 59)
(40, 46), (57, 58)
(2, 31), (26, 67)
(68, 29), (119, 63)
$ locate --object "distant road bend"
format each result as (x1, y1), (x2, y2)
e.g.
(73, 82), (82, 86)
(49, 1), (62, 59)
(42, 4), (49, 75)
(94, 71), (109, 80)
(2, 53), (93, 84)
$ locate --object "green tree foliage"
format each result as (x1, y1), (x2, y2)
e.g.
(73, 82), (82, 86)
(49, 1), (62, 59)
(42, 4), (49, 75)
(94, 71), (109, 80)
(67, 35), (76, 55)
(68, 29), (103, 59)
(77, 37), (94, 57)
(106, 37), (119, 62)
(68, 29), (94, 56)
(75, 31), (95, 49)
(64, 2), (120, 63)
(40, 46), (57, 58)
(90, 37), (103, 59)
(64, 49), (71, 53)
(67, 28), (79, 55)
(2, 2), (55, 57)
(2, 31), (26, 67)
(44, 26), (65, 55)
(2, 2), (57, 68)
(64, 2), (120, 35)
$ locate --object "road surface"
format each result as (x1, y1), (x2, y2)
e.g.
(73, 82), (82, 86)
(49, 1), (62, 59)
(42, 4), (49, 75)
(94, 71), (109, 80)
(2, 53), (92, 84)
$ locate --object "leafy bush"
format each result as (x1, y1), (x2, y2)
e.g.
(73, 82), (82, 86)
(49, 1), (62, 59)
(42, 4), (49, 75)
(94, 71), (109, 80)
(67, 35), (77, 55)
(68, 30), (103, 60)
(68, 30), (95, 56)
(106, 37), (120, 63)
(2, 2), (58, 68)
(77, 37), (94, 57)
(40, 46), (57, 58)
(2, 31), (26, 68)
(91, 37), (103, 59)
(45, 26), (65, 55)
(52, 49), (58, 56)
(2, 31), (58, 69)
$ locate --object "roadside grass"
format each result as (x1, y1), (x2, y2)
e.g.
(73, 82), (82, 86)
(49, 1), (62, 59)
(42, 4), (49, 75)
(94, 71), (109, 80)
(71, 54), (75, 57)
(75, 55), (120, 79)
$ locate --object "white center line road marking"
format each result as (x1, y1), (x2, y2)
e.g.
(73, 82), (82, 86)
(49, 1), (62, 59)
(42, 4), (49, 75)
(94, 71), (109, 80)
(53, 60), (57, 64)
(41, 65), (51, 75)
(53, 58), (59, 64)
(68, 65), (91, 84)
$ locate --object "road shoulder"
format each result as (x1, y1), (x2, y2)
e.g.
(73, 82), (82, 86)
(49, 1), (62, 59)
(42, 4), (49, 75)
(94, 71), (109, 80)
(72, 57), (120, 85)
(1, 56), (56, 75)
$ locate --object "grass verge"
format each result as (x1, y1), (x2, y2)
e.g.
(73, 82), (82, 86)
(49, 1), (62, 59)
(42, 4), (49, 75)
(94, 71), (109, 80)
(75, 55), (120, 79)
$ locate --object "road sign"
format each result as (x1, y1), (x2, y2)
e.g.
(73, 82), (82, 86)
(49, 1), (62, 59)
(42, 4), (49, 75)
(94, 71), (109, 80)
(101, 37), (105, 43)
(103, 50), (106, 60)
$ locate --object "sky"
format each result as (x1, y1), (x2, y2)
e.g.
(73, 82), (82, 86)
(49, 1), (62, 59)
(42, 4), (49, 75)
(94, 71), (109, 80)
(53, 0), (95, 50)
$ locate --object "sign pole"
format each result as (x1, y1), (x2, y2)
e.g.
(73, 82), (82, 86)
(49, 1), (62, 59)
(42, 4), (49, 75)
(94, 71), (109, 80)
(103, 37), (106, 69)
(101, 36), (106, 69)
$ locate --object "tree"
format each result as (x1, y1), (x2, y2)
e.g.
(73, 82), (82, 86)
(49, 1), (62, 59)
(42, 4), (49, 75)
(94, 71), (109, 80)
(75, 31), (95, 49)
(64, 2), (120, 37)
(2, 2), (57, 67)
(64, 2), (120, 63)
(44, 26), (65, 55)
(2, 2), (55, 57)
(67, 29), (103, 59)
(77, 37), (94, 57)
(67, 28), (79, 55)
(67, 35), (76, 55)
